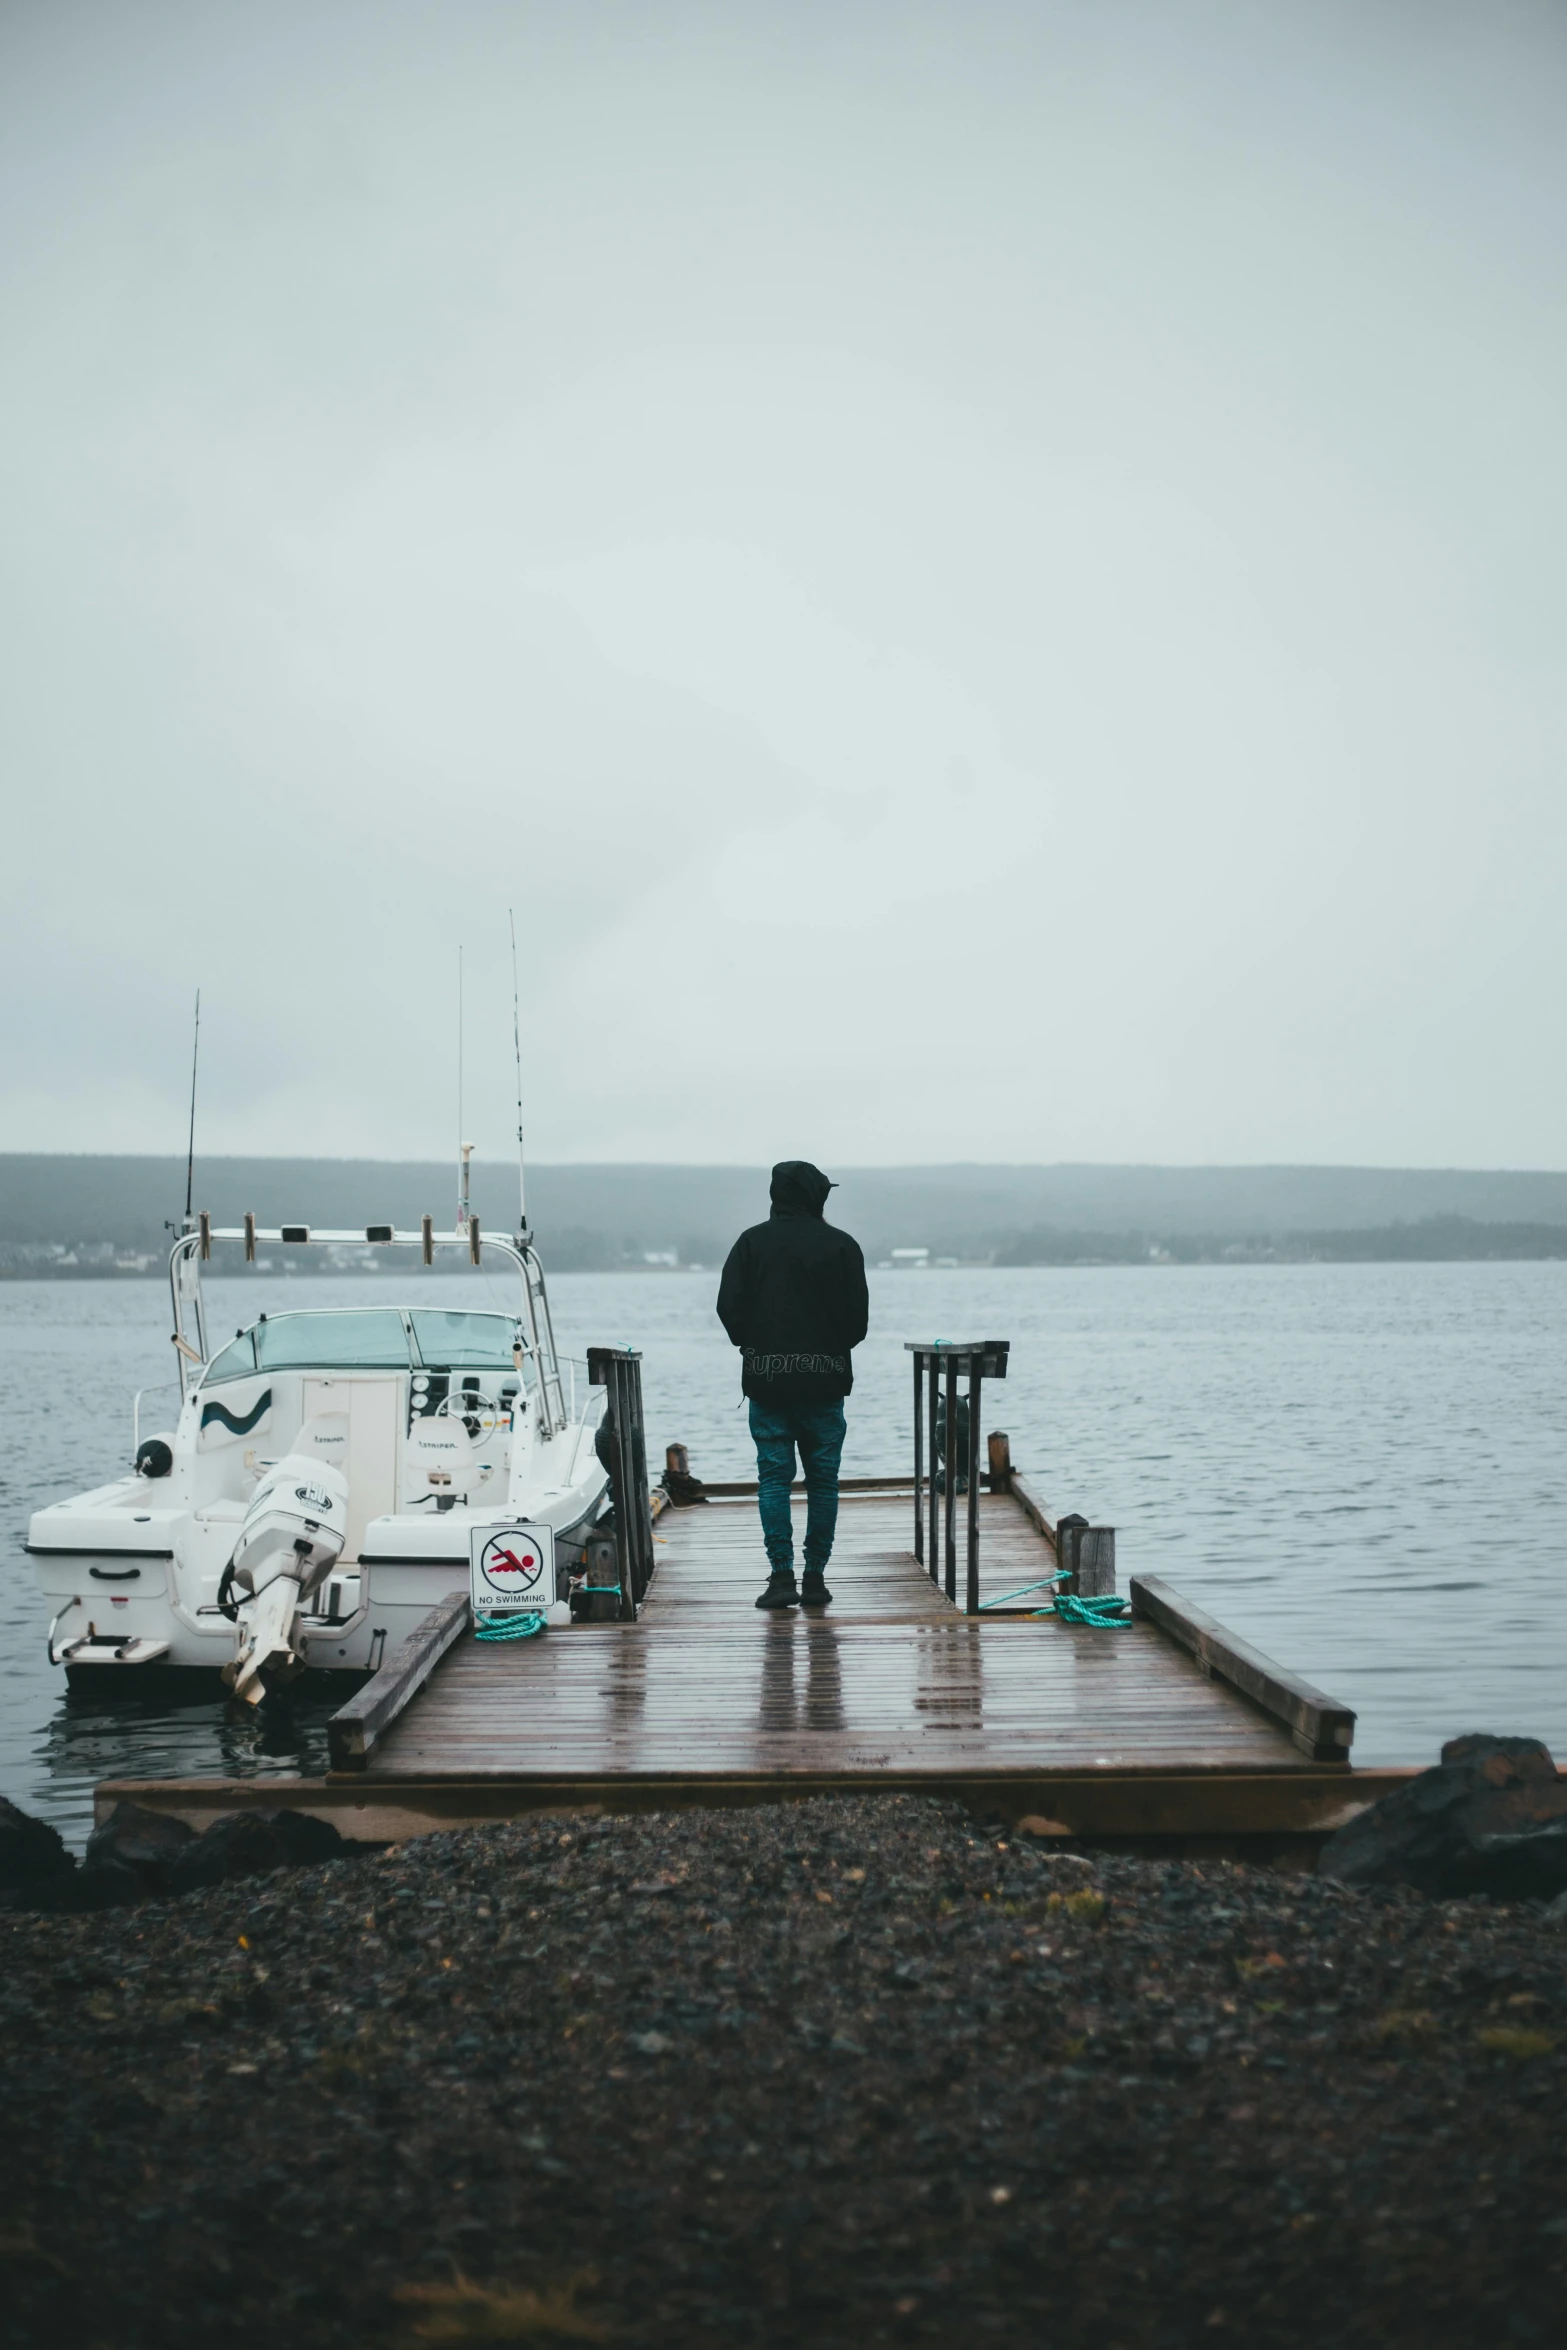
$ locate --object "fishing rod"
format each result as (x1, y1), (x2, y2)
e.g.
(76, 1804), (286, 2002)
(509, 908), (527, 1240)
(182, 988), (201, 1232)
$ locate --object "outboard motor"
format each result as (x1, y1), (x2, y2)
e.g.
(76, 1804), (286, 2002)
(223, 1454), (349, 1705)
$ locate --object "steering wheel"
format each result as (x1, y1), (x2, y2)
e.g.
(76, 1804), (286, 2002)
(431, 1385), (508, 1437)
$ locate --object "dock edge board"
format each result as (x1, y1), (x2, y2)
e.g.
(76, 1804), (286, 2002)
(1128, 1575), (1357, 1762)
(93, 1765), (1418, 1862)
(329, 1589), (470, 1768)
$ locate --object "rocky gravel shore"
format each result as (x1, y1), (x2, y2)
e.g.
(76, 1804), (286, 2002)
(2, 1792), (1564, 2348)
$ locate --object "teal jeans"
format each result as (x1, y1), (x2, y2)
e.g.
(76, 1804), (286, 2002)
(748, 1399), (846, 1574)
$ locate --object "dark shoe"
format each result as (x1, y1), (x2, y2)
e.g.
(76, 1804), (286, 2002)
(800, 1572), (833, 1609)
(755, 1571), (799, 1610)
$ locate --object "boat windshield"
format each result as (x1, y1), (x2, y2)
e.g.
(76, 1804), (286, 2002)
(201, 1331), (258, 1385)
(198, 1307), (523, 1384)
(255, 1311), (410, 1370)
(410, 1311), (519, 1369)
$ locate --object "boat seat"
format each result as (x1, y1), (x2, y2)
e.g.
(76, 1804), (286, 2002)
(291, 1412), (350, 1475)
(405, 1416), (477, 1500)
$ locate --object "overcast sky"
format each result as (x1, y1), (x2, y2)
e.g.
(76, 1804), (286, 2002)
(2, 1), (1563, 1168)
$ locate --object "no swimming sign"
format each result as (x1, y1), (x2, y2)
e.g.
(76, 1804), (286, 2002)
(469, 1521), (563, 1622)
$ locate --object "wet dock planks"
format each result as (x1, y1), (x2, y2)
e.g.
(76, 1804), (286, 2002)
(366, 1491), (1304, 1781)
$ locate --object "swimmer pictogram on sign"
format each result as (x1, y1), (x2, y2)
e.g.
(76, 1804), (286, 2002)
(469, 1521), (557, 1615)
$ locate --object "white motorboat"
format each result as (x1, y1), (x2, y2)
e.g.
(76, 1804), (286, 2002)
(28, 1215), (609, 1690)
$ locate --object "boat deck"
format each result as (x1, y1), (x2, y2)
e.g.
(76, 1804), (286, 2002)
(369, 1491), (1309, 1779)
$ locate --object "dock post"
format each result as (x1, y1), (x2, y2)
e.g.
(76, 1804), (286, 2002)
(965, 1369), (983, 1615)
(628, 1396), (653, 1601)
(1054, 1515), (1114, 1596)
(943, 1355), (958, 1603)
(1056, 1512), (1087, 1592)
(1076, 1528), (1117, 1598)
(587, 1347), (656, 1622)
(581, 1529), (620, 1621)
(926, 1359), (939, 1583)
(986, 1431), (1012, 1493)
(661, 1444), (708, 1506)
(912, 1352), (924, 1566)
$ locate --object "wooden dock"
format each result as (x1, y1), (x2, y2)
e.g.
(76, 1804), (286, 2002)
(98, 1477), (1407, 1861)
(369, 1491), (1309, 1778)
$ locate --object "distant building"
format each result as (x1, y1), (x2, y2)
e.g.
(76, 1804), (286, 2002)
(325, 1243), (379, 1272)
(889, 1247), (931, 1270)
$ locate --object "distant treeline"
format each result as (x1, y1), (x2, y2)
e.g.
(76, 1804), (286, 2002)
(996, 1216), (1567, 1266)
(6, 1157), (1567, 1273)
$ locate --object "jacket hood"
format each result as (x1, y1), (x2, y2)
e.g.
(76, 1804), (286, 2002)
(769, 1160), (835, 1218)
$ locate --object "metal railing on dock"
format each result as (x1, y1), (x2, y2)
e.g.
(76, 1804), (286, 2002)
(906, 1339), (1010, 1614)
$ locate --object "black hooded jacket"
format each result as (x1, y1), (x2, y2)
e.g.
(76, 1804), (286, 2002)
(716, 1162), (870, 1406)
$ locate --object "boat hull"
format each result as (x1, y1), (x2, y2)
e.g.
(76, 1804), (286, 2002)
(33, 1486), (608, 1677)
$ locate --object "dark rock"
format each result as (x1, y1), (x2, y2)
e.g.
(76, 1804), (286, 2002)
(1320, 1733), (1567, 1897)
(1470, 1823), (1567, 1901)
(85, 1802), (197, 1894)
(0, 1794), (76, 1893)
(1439, 1732), (1559, 1782)
(164, 1808), (345, 1894)
(1, 1804), (348, 1912)
(26, 1858), (146, 1913)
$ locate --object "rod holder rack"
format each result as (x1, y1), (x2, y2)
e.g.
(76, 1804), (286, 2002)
(906, 1339), (1010, 1615)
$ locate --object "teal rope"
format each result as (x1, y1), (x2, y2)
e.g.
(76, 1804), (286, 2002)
(474, 1610), (548, 1642)
(980, 1567), (1133, 1626)
(1046, 1590), (1132, 1627)
(979, 1576), (1060, 1610)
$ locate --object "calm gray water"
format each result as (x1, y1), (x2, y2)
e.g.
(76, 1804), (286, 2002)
(3, 1264), (1564, 1844)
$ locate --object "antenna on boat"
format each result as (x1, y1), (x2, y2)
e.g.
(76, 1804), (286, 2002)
(509, 907), (528, 1240)
(182, 988), (201, 1233)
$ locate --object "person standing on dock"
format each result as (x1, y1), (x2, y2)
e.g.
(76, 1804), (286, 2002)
(717, 1161), (869, 1612)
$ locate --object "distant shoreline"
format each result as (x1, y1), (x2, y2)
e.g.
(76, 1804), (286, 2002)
(6, 1156), (1567, 1276)
(6, 1216), (1567, 1279)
